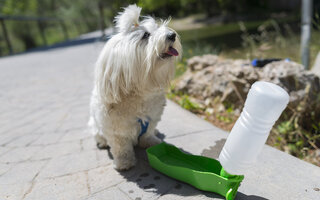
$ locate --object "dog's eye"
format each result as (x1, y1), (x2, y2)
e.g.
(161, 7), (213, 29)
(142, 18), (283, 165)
(142, 32), (150, 39)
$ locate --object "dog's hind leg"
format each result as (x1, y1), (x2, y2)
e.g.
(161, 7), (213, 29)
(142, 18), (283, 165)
(88, 117), (109, 149)
(138, 122), (162, 148)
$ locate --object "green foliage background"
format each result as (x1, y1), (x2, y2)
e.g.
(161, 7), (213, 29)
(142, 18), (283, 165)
(0, 0), (288, 56)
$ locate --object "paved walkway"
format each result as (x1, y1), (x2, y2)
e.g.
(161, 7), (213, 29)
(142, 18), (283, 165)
(0, 37), (319, 200)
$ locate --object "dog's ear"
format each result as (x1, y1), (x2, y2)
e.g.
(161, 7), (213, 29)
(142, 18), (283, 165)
(94, 38), (141, 104)
(115, 4), (141, 33)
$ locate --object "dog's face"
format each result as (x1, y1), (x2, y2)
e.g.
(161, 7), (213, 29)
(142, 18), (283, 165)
(96, 5), (182, 103)
(114, 5), (181, 65)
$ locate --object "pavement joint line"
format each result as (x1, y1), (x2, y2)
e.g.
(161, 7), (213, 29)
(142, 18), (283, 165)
(50, 131), (68, 145)
(83, 186), (122, 200)
(37, 162), (113, 181)
(153, 181), (178, 200)
(95, 150), (100, 165)
(1, 125), (45, 146)
(27, 129), (68, 147)
(28, 139), (85, 147)
(52, 113), (71, 133)
(89, 183), (123, 197)
(0, 157), (50, 170)
(165, 128), (221, 139)
(1, 132), (31, 147)
(80, 139), (85, 151)
(1, 106), (47, 124)
(21, 159), (50, 199)
(60, 126), (88, 132)
(25, 135), (45, 147)
(0, 106), (54, 134)
(0, 146), (14, 157)
(0, 165), (13, 178)
(87, 160), (150, 197)
(118, 186), (135, 200)
(28, 153), (78, 163)
(84, 170), (91, 195)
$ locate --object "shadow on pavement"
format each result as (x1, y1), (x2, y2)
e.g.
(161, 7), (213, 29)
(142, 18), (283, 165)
(121, 144), (225, 199)
(97, 132), (267, 200)
(236, 192), (269, 200)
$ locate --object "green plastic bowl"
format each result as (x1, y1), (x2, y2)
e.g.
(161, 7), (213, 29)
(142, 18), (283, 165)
(146, 142), (244, 200)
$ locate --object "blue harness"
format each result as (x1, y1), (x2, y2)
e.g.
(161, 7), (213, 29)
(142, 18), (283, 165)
(138, 117), (150, 140)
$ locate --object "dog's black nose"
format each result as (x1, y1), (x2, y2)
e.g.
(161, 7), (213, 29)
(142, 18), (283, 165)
(167, 32), (176, 42)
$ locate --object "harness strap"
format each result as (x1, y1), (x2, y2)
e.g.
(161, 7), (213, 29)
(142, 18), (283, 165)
(138, 117), (150, 140)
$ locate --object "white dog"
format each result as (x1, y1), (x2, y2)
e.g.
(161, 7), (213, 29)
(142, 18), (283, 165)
(88, 4), (181, 170)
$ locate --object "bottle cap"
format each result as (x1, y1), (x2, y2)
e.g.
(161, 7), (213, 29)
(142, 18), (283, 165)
(244, 81), (289, 123)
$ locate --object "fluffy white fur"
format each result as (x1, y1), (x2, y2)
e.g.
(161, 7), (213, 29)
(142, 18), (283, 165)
(88, 4), (182, 170)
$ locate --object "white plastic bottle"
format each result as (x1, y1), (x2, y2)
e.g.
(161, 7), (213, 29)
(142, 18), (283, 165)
(219, 81), (289, 175)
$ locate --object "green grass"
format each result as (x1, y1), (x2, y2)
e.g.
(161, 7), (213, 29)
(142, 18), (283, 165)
(178, 20), (264, 41)
(175, 17), (319, 73)
(221, 29), (320, 67)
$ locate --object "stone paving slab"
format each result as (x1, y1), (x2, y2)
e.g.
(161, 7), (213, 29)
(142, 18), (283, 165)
(0, 37), (319, 200)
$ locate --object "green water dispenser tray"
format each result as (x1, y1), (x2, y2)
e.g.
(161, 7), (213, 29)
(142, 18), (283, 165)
(146, 142), (244, 200)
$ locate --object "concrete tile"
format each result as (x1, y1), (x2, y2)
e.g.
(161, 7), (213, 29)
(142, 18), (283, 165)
(35, 119), (67, 134)
(24, 172), (89, 200)
(31, 141), (82, 160)
(0, 146), (12, 157)
(5, 133), (41, 147)
(60, 129), (91, 142)
(57, 118), (88, 133)
(0, 163), (12, 176)
(0, 160), (47, 184)
(237, 145), (320, 200)
(31, 133), (63, 145)
(158, 183), (222, 200)
(0, 146), (43, 163)
(0, 133), (20, 146)
(157, 100), (220, 138)
(117, 161), (176, 200)
(165, 129), (227, 156)
(95, 149), (113, 167)
(0, 183), (31, 200)
(38, 150), (98, 179)
(81, 137), (97, 151)
(88, 165), (125, 194)
(84, 187), (130, 200)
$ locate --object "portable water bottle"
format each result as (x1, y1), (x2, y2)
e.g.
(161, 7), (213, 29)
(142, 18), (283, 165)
(219, 81), (289, 175)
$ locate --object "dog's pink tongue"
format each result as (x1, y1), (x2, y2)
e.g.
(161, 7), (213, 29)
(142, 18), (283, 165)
(166, 47), (179, 56)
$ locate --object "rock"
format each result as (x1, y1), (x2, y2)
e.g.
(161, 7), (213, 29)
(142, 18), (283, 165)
(174, 54), (320, 130)
(187, 54), (219, 71)
(217, 104), (225, 113)
(205, 107), (214, 115)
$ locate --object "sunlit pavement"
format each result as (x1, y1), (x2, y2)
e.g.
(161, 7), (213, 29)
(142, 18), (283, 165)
(0, 34), (319, 200)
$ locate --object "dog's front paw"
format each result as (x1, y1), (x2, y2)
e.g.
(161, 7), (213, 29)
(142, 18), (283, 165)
(139, 134), (162, 148)
(113, 155), (136, 171)
(112, 147), (136, 171)
(95, 134), (109, 149)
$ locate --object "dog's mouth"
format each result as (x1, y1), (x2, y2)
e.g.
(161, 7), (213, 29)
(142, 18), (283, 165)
(160, 46), (179, 59)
